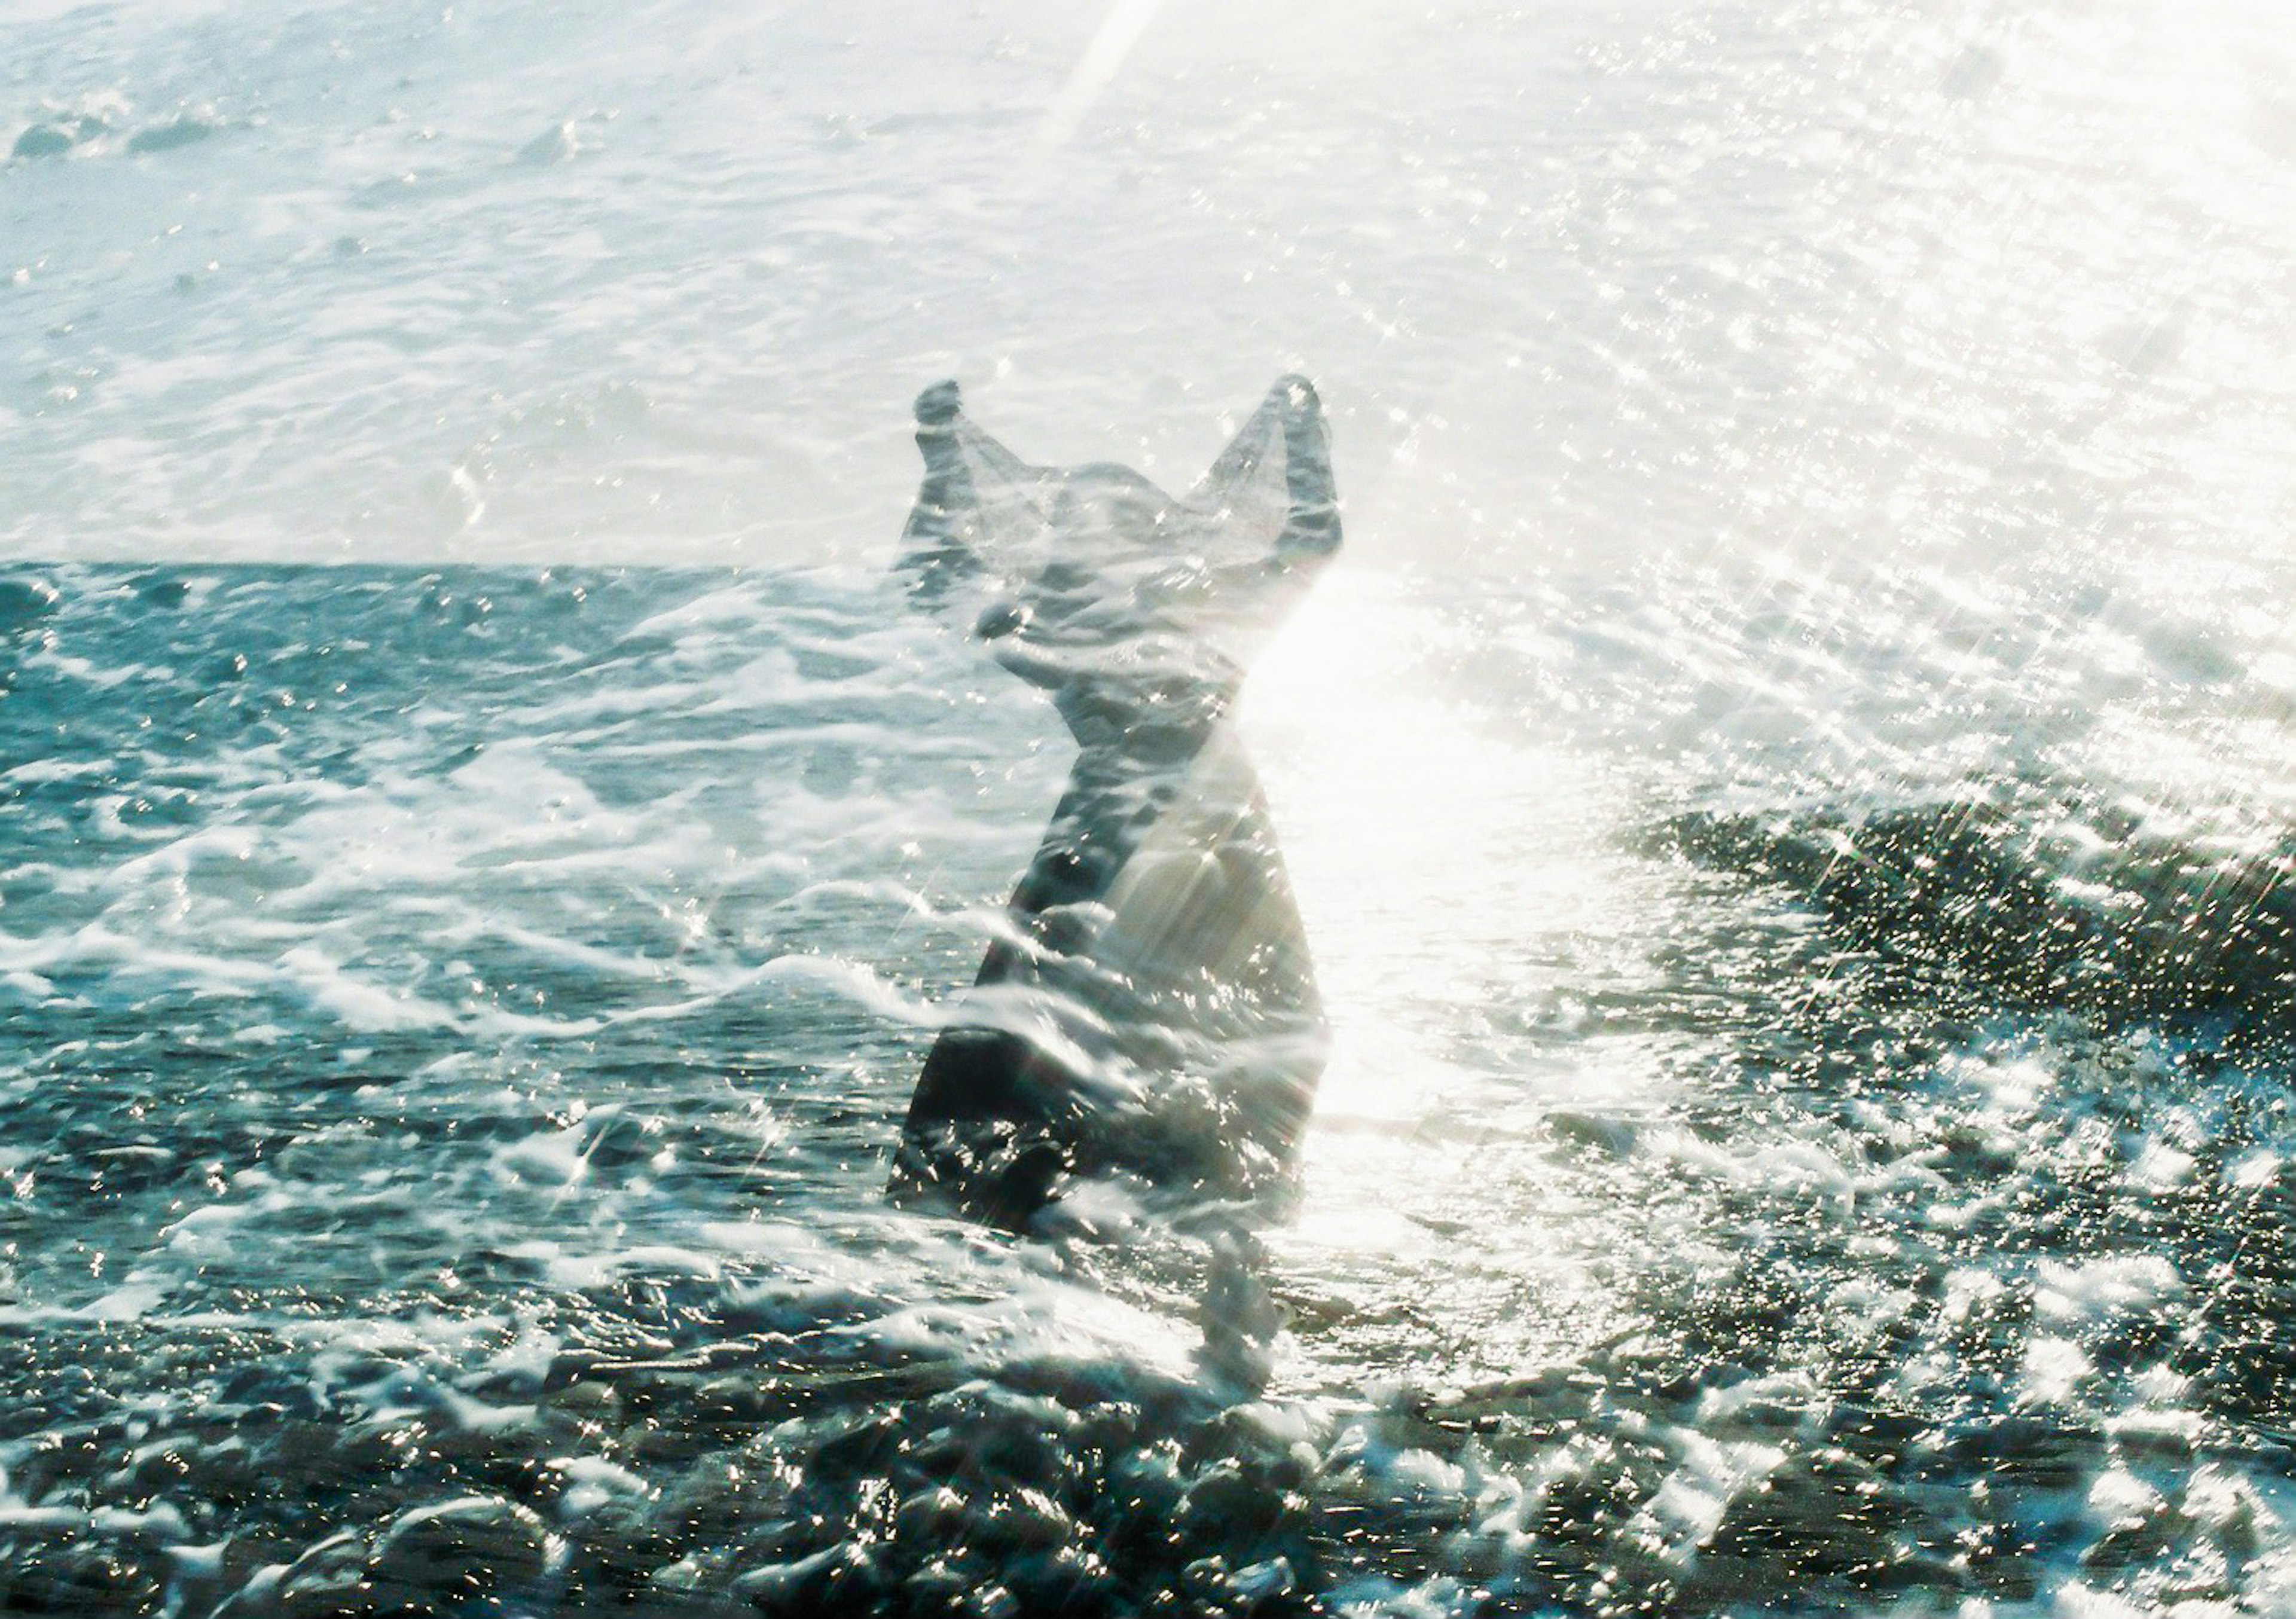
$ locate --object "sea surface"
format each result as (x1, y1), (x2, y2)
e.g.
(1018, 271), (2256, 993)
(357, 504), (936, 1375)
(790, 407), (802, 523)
(5, 0), (2296, 1615)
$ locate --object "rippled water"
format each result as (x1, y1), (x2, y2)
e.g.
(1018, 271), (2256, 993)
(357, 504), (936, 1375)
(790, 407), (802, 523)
(7, 0), (2296, 1614)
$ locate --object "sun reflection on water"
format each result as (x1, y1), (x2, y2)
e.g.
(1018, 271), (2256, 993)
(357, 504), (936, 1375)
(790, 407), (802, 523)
(1236, 570), (1654, 1385)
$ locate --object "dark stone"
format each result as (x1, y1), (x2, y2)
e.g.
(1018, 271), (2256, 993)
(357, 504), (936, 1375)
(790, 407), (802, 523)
(364, 1496), (549, 1612)
(0, 1527), (166, 1616)
(0, 577), (60, 633)
(270, 1530), (373, 1619)
(1939, 1414), (2095, 1490)
(127, 118), (218, 155)
(132, 575), (191, 608)
(11, 124), (74, 160)
(734, 1542), (886, 1615)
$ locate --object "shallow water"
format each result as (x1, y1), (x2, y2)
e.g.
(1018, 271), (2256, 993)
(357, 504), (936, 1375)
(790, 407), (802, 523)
(7, 0), (2296, 1614)
(2, 555), (2291, 1615)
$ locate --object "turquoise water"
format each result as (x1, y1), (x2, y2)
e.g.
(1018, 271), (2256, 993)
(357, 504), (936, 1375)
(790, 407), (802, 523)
(1, 557), (2290, 1615)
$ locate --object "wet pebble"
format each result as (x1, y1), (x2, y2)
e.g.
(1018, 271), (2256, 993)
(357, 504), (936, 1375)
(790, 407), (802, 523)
(2106, 1406), (2202, 1461)
(973, 1485), (1074, 1556)
(655, 1458), (759, 1544)
(516, 121), (578, 165)
(625, 1415), (709, 1465)
(261, 1529), (370, 1619)
(2182, 1467), (2267, 1557)
(88, 1144), (181, 1194)
(1934, 1413), (2096, 1489)
(11, 123), (75, 160)
(1004, 1543), (1112, 1612)
(127, 116), (219, 154)
(894, 1484), (967, 1544)
(14, 1420), (123, 1501)
(543, 1376), (622, 1424)
(1692, 1446), (1912, 1600)
(692, 1371), (773, 1423)
(132, 573), (191, 607)
(2081, 1498), (2194, 1571)
(1179, 1457), (1295, 1544)
(365, 1496), (551, 1611)
(0, 576), (60, 633)
(0, 1526), (166, 1615)
(911, 1381), (1079, 1488)
(734, 1540), (886, 1614)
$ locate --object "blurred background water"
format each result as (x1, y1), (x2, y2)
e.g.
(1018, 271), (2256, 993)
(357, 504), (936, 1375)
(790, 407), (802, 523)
(4, 0), (2296, 1614)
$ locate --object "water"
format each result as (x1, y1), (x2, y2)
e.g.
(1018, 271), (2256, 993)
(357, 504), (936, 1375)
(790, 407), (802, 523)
(5, 0), (2295, 1615)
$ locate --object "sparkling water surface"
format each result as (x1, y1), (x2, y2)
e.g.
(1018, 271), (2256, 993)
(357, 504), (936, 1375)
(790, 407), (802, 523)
(5, 0), (2296, 1614)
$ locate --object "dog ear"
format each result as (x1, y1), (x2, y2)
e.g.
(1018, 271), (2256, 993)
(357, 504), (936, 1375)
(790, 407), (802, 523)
(895, 381), (1062, 610)
(1185, 375), (1341, 569)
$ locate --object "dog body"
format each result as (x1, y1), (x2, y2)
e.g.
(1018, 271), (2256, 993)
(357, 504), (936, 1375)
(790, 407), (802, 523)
(889, 377), (1342, 1228)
